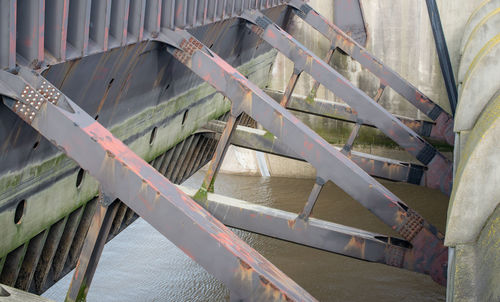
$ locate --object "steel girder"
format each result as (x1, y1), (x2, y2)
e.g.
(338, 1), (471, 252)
(265, 90), (451, 145)
(204, 120), (429, 186)
(0, 67), (316, 302)
(284, 0), (455, 146)
(239, 10), (453, 196)
(180, 185), (432, 276)
(155, 28), (448, 285)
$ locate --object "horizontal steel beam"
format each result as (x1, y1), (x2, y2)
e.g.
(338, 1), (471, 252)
(179, 185), (435, 276)
(0, 67), (316, 302)
(157, 29), (448, 285)
(285, 0), (454, 145)
(204, 120), (428, 186)
(240, 10), (452, 196)
(265, 90), (449, 145)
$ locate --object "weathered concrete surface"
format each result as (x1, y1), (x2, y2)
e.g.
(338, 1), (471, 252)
(458, 6), (500, 82)
(460, 0), (500, 54)
(447, 94), (500, 245)
(270, 0), (484, 120)
(0, 284), (54, 301)
(449, 206), (500, 302)
(447, 84), (500, 301)
(455, 34), (500, 132)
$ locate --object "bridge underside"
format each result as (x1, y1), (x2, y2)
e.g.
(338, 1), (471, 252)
(0, 1), (456, 301)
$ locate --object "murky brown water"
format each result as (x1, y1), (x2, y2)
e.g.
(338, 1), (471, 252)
(44, 172), (447, 301)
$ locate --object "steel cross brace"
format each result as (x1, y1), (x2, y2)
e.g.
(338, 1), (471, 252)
(66, 190), (118, 302)
(0, 67), (316, 302)
(180, 185), (431, 276)
(240, 10), (453, 196)
(265, 90), (449, 145)
(285, 0), (454, 145)
(156, 29), (448, 285)
(204, 121), (429, 186)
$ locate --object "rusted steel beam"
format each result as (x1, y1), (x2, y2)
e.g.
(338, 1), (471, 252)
(66, 191), (118, 302)
(204, 121), (429, 186)
(298, 178), (325, 220)
(333, 0), (367, 47)
(280, 67), (302, 107)
(285, 0), (454, 145)
(241, 11), (452, 195)
(0, 67), (316, 302)
(305, 46), (335, 103)
(158, 30), (447, 285)
(180, 186), (436, 277)
(266, 90), (447, 145)
(0, 0), (16, 69)
(194, 113), (242, 202)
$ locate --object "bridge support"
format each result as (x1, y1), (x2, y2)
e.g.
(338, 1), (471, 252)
(0, 67), (316, 301)
(285, 0), (454, 145)
(240, 10), (452, 195)
(157, 26), (448, 285)
(65, 190), (118, 302)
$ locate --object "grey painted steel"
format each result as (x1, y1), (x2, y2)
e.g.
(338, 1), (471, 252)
(89, 0), (112, 51)
(0, 0), (16, 69)
(195, 113), (242, 201)
(425, 0), (458, 115)
(67, 0), (92, 58)
(180, 186), (421, 274)
(66, 193), (118, 302)
(285, 0), (454, 146)
(1, 0), (285, 69)
(204, 120), (429, 186)
(45, 0), (69, 61)
(241, 10), (453, 195)
(16, 1), (44, 67)
(0, 67), (315, 301)
(160, 29), (448, 284)
(333, 0), (367, 46)
(265, 90), (446, 145)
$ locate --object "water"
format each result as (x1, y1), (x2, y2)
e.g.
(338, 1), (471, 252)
(43, 173), (447, 301)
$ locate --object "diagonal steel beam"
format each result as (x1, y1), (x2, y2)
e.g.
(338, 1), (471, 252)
(285, 0), (454, 145)
(425, 0), (458, 115)
(66, 191), (119, 302)
(0, 67), (317, 302)
(180, 185), (434, 277)
(240, 10), (452, 195)
(265, 90), (448, 145)
(156, 29), (448, 285)
(204, 121), (429, 186)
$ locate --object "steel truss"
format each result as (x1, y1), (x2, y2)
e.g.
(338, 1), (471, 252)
(0, 68), (315, 302)
(155, 26), (447, 286)
(0, 2), (452, 300)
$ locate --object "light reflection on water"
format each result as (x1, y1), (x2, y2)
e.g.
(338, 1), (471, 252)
(43, 172), (447, 301)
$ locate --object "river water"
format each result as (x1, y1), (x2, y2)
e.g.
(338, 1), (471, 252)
(43, 172), (447, 301)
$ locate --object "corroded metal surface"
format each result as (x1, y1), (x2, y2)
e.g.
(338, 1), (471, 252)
(0, 0), (287, 69)
(0, 0), (455, 299)
(0, 67), (316, 301)
(286, 0), (455, 146)
(241, 9), (453, 195)
(158, 27), (448, 285)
